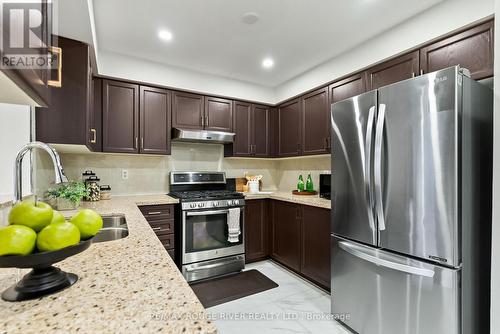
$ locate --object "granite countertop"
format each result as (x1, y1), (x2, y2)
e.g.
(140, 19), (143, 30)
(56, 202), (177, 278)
(243, 191), (331, 209)
(0, 194), (218, 334)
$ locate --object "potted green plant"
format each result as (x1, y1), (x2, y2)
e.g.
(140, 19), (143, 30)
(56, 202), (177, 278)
(46, 182), (89, 210)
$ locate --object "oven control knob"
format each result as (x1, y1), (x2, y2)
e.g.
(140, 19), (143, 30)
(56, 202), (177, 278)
(228, 200), (235, 206)
(198, 203), (204, 208)
(190, 203), (196, 209)
(212, 202), (219, 207)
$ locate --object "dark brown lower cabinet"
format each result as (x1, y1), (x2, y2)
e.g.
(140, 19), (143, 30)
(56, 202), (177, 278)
(245, 200), (269, 263)
(301, 205), (331, 289)
(271, 200), (302, 272)
(138, 204), (176, 260)
(270, 200), (331, 290)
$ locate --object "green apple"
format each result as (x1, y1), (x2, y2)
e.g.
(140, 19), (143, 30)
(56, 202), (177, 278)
(0, 225), (37, 256)
(8, 200), (54, 232)
(37, 222), (80, 252)
(70, 209), (103, 239)
(50, 210), (66, 224)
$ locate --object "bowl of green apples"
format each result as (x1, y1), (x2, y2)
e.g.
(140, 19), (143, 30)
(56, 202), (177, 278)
(0, 200), (103, 302)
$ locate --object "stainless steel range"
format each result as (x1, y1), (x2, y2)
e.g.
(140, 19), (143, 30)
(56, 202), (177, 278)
(169, 172), (245, 282)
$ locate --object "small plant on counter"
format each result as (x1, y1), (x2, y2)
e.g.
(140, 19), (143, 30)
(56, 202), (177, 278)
(46, 181), (90, 210)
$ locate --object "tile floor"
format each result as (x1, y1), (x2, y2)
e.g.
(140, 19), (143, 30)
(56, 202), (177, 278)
(206, 260), (351, 334)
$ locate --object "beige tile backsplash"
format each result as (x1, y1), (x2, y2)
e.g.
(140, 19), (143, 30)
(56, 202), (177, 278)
(35, 142), (330, 196)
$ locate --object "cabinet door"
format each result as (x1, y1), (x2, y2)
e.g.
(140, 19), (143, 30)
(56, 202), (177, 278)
(139, 86), (171, 155)
(420, 20), (493, 80)
(366, 51), (420, 90)
(301, 206), (331, 289)
(271, 200), (301, 271)
(172, 91), (204, 130)
(302, 87), (329, 155)
(245, 200), (268, 262)
(278, 98), (302, 157)
(252, 104), (270, 157)
(269, 108), (279, 158)
(102, 80), (139, 153)
(88, 77), (102, 152)
(232, 101), (252, 156)
(329, 73), (367, 104)
(205, 96), (233, 132)
(1, 0), (51, 106)
(36, 36), (91, 146)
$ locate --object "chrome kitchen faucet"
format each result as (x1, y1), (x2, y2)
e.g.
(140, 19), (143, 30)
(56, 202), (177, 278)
(14, 141), (68, 203)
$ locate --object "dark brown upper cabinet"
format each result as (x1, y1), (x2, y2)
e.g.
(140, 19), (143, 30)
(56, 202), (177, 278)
(269, 108), (279, 158)
(271, 200), (302, 272)
(205, 97), (233, 132)
(140, 86), (171, 155)
(102, 80), (139, 153)
(278, 98), (302, 157)
(172, 91), (204, 130)
(2, 0), (51, 106)
(227, 102), (270, 157)
(245, 199), (269, 263)
(36, 36), (97, 149)
(252, 104), (270, 157)
(302, 87), (330, 155)
(231, 101), (253, 157)
(329, 72), (367, 104)
(420, 20), (493, 80)
(366, 51), (420, 90)
(89, 78), (102, 152)
(301, 205), (331, 289)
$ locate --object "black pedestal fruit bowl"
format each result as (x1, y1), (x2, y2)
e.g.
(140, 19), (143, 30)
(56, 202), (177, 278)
(0, 238), (93, 302)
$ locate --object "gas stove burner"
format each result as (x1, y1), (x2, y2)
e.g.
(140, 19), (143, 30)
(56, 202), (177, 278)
(169, 190), (244, 201)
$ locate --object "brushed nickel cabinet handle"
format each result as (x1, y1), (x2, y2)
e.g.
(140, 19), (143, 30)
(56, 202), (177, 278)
(48, 46), (62, 87)
(141, 138), (144, 149)
(135, 137), (138, 149)
(201, 115), (204, 127)
(148, 211), (162, 215)
(205, 115), (209, 127)
(420, 69), (424, 75)
(90, 129), (96, 144)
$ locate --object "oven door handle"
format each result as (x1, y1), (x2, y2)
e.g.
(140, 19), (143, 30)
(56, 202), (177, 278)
(185, 209), (229, 216)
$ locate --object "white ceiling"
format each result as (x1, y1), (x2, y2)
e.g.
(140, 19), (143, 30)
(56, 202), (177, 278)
(93, 0), (444, 87)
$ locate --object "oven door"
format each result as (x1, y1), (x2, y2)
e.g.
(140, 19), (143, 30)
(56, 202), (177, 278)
(182, 208), (244, 264)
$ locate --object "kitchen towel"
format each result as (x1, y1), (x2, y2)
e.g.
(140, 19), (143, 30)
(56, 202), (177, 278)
(227, 208), (241, 243)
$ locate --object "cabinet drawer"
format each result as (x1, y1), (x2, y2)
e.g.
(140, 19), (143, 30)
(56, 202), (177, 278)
(139, 205), (174, 220)
(149, 219), (174, 235)
(158, 234), (175, 249)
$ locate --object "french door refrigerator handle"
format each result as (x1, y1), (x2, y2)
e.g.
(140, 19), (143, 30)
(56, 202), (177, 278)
(338, 241), (435, 278)
(374, 103), (386, 231)
(365, 106), (376, 232)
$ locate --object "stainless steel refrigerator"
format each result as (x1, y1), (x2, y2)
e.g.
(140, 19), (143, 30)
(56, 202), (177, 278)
(330, 66), (492, 334)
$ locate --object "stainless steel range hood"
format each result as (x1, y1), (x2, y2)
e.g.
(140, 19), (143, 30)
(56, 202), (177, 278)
(172, 128), (235, 144)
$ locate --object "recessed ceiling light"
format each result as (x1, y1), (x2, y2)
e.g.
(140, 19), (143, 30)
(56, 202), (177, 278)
(262, 58), (274, 69)
(158, 29), (173, 41)
(242, 12), (259, 25)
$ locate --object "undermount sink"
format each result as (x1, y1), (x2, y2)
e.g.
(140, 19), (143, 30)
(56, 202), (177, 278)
(102, 214), (127, 228)
(93, 214), (129, 243)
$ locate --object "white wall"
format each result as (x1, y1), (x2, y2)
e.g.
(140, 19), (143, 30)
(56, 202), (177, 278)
(491, 2), (500, 333)
(0, 103), (31, 197)
(98, 51), (276, 104)
(275, 0), (495, 102)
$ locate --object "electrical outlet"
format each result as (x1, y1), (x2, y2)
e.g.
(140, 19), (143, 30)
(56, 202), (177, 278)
(121, 169), (128, 180)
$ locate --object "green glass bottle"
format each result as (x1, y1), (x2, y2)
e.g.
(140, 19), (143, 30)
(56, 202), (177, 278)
(306, 173), (314, 192)
(297, 175), (305, 192)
